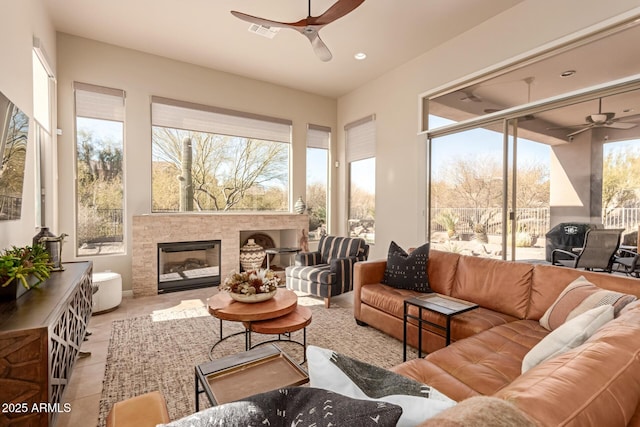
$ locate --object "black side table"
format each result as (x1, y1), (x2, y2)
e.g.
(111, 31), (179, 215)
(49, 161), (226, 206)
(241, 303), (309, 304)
(403, 293), (478, 361)
(265, 247), (301, 269)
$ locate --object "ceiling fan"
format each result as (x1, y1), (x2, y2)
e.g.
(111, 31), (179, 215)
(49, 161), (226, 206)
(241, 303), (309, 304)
(559, 98), (640, 138)
(231, 0), (365, 62)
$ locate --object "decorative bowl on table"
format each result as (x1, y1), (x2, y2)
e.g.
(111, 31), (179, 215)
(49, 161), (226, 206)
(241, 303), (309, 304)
(229, 289), (277, 303)
(220, 269), (280, 304)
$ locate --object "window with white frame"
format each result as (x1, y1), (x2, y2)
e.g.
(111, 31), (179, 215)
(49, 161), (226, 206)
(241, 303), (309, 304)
(306, 124), (330, 240)
(74, 82), (125, 256)
(345, 115), (376, 244)
(151, 97), (291, 212)
(32, 44), (54, 227)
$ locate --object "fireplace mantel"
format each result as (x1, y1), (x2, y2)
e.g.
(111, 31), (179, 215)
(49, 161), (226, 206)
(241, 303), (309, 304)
(132, 213), (308, 296)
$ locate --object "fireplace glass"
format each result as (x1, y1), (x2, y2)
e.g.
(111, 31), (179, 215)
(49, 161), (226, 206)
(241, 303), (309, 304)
(157, 240), (221, 292)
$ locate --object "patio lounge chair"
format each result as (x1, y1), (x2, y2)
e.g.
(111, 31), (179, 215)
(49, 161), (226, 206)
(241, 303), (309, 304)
(551, 228), (623, 273)
(614, 248), (640, 278)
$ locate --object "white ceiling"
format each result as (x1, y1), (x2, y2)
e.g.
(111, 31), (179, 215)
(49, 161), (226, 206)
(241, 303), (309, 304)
(43, 0), (523, 98)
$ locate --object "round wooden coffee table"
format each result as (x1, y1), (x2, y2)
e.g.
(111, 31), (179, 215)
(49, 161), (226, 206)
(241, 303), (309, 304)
(207, 289), (312, 361)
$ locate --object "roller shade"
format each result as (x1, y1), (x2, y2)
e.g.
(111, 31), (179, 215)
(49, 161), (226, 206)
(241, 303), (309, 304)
(345, 115), (376, 162)
(307, 124), (331, 149)
(74, 82), (125, 122)
(151, 96), (292, 143)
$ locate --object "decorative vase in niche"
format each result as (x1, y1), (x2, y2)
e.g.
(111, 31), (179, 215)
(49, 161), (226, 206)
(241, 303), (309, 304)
(239, 239), (266, 271)
(294, 197), (306, 214)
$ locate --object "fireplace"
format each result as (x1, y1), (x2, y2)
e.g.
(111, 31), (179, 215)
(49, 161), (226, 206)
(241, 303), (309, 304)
(157, 240), (221, 293)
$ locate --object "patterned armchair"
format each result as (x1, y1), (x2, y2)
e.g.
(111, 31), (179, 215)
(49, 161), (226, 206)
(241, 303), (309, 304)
(285, 235), (369, 308)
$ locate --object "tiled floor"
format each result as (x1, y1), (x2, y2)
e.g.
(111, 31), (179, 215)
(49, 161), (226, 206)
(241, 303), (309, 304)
(55, 287), (353, 427)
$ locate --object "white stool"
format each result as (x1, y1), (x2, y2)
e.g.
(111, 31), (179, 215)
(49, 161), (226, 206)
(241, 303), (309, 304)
(92, 271), (122, 314)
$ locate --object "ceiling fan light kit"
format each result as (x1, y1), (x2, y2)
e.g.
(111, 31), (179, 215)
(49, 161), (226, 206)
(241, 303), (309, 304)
(231, 0), (366, 62)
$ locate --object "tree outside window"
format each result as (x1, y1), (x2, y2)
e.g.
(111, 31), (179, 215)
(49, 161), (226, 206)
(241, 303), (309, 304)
(152, 128), (289, 212)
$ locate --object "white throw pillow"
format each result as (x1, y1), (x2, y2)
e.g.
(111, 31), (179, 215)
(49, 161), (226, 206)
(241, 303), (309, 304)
(307, 345), (456, 427)
(522, 304), (614, 373)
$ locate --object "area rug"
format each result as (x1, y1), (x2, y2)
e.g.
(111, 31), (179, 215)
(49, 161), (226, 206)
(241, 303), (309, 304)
(97, 296), (417, 426)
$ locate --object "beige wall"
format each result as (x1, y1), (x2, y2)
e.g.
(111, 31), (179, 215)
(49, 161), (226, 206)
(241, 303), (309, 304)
(0, 0), (56, 250)
(337, 0), (640, 260)
(3, 0), (640, 283)
(55, 34), (337, 291)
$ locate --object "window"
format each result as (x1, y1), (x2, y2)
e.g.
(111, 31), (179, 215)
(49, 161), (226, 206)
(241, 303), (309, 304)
(306, 124), (330, 240)
(32, 42), (54, 227)
(74, 82), (125, 256)
(345, 115), (376, 244)
(151, 97), (291, 212)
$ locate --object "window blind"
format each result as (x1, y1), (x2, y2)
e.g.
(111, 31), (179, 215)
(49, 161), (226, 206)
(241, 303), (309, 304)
(151, 96), (292, 143)
(345, 115), (376, 162)
(307, 124), (331, 149)
(74, 82), (125, 122)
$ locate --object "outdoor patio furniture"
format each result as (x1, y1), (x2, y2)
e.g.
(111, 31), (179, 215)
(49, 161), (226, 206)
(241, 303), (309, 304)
(551, 228), (624, 273)
(614, 248), (640, 278)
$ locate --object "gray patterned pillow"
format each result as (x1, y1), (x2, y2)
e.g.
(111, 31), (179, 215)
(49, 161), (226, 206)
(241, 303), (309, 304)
(382, 241), (431, 292)
(160, 387), (402, 427)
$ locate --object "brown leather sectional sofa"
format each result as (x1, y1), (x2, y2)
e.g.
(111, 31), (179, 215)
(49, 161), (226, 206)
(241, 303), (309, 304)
(354, 249), (640, 426)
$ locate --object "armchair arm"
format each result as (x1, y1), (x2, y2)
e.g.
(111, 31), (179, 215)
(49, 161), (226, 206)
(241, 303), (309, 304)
(617, 248), (638, 258)
(551, 248), (578, 266)
(294, 251), (322, 266)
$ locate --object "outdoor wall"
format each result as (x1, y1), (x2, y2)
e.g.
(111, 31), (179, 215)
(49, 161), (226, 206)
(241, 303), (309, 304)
(336, 0), (640, 260)
(0, 0), (56, 250)
(549, 131), (603, 226)
(55, 34), (337, 291)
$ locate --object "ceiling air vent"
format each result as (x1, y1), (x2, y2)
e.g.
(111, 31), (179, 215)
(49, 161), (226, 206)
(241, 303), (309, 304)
(248, 23), (280, 39)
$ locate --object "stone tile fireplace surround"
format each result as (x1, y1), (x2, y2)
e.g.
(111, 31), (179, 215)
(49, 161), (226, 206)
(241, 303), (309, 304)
(132, 213), (308, 296)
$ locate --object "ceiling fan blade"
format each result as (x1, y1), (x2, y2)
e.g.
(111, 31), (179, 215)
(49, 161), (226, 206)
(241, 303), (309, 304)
(547, 123), (587, 130)
(230, 10), (297, 30)
(567, 125), (594, 138)
(604, 122), (638, 130)
(303, 31), (332, 62)
(614, 113), (640, 123)
(312, 0), (366, 25)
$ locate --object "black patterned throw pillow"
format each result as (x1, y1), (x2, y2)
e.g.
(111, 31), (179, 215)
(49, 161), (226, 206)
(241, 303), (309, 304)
(382, 241), (431, 292)
(160, 387), (402, 427)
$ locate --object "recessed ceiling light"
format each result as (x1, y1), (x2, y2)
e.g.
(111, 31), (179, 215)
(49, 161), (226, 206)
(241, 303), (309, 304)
(354, 52), (367, 60)
(560, 70), (576, 78)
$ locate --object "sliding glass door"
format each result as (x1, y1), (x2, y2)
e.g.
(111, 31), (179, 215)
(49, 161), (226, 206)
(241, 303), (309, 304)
(428, 116), (551, 261)
(428, 117), (506, 258)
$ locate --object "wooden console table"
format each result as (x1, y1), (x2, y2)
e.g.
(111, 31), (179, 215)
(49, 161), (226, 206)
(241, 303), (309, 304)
(0, 261), (93, 427)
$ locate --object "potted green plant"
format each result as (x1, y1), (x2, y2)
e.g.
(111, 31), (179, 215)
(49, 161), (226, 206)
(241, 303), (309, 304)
(0, 243), (52, 301)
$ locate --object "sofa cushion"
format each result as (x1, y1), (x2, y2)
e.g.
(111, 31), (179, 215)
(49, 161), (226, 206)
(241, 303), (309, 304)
(307, 346), (455, 427)
(528, 264), (640, 320)
(393, 320), (548, 401)
(451, 256), (533, 319)
(522, 304), (614, 373)
(539, 275), (636, 330)
(418, 396), (537, 427)
(426, 250), (460, 295)
(496, 302), (640, 427)
(382, 241), (431, 292)
(160, 387), (402, 427)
